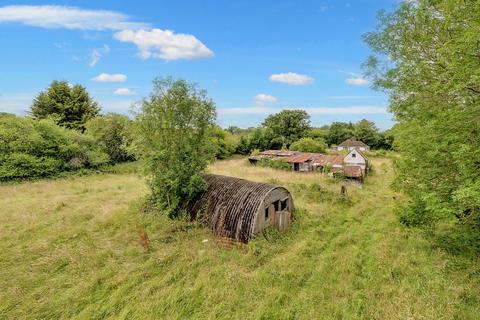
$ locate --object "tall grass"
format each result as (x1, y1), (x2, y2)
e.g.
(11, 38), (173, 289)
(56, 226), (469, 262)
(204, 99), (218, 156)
(0, 157), (479, 319)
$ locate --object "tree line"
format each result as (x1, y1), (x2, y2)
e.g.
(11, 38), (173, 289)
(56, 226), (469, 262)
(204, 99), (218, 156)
(231, 111), (394, 155)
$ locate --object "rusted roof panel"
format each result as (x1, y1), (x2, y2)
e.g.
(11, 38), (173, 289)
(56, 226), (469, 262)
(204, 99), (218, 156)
(343, 165), (363, 178)
(285, 153), (315, 163)
(312, 155), (344, 166)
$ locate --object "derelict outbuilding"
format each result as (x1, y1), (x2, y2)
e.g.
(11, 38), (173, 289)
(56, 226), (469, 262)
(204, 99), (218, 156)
(187, 174), (294, 243)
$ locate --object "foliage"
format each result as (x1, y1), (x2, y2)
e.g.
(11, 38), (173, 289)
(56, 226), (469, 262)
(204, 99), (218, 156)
(325, 121), (355, 146)
(307, 127), (329, 141)
(0, 114), (108, 180)
(31, 80), (100, 131)
(134, 77), (216, 217)
(256, 157), (292, 171)
(236, 127), (280, 154)
(209, 126), (238, 159)
(364, 1), (480, 228)
(289, 137), (327, 153)
(354, 119), (380, 147)
(262, 110), (311, 147)
(85, 113), (135, 163)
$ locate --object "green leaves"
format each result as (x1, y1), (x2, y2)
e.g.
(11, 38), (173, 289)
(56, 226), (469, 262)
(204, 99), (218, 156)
(31, 80), (100, 132)
(135, 77), (216, 218)
(365, 0), (480, 228)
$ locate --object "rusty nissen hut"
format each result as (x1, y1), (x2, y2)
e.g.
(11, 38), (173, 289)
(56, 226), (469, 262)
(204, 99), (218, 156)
(186, 174), (294, 243)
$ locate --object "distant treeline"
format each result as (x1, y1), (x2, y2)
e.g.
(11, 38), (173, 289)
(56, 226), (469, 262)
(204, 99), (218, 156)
(224, 110), (394, 155)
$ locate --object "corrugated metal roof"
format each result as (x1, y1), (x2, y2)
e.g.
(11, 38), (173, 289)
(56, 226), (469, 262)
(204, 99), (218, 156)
(343, 166), (363, 178)
(285, 153), (320, 163)
(260, 150), (298, 157)
(312, 155), (344, 166)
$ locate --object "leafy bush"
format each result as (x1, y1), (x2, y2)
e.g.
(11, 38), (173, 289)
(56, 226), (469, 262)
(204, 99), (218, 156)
(210, 126), (238, 159)
(257, 158), (292, 171)
(85, 113), (135, 163)
(0, 115), (108, 180)
(134, 77), (216, 217)
(289, 137), (327, 153)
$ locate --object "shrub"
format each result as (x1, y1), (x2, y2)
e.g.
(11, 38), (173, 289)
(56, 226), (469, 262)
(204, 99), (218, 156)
(134, 77), (216, 217)
(85, 113), (135, 163)
(0, 115), (108, 180)
(289, 137), (327, 153)
(257, 158), (292, 171)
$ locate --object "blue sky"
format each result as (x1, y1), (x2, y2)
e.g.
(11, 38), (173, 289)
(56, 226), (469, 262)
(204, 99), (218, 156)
(0, 1), (398, 129)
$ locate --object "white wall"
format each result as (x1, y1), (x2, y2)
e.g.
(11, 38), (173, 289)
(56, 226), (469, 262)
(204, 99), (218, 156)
(344, 149), (367, 172)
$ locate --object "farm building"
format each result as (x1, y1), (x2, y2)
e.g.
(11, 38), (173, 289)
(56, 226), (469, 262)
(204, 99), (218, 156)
(248, 148), (368, 181)
(337, 139), (370, 151)
(186, 174), (294, 243)
(285, 153), (315, 172)
(343, 148), (369, 174)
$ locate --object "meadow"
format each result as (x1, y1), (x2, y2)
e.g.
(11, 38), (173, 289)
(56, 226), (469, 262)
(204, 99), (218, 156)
(1, 156), (479, 319)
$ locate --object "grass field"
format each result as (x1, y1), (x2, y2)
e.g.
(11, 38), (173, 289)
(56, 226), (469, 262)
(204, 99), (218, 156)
(1, 156), (480, 319)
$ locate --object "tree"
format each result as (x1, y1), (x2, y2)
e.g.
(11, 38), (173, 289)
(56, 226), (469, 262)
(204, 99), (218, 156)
(85, 113), (135, 163)
(364, 1), (480, 227)
(31, 80), (99, 131)
(262, 110), (311, 147)
(289, 137), (327, 153)
(210, 126), (238, 159)
(326, 122), (355, 146)
(354, 119), (380, 147)
(134, 77), (216, 217)
(236, 127), (280, 154)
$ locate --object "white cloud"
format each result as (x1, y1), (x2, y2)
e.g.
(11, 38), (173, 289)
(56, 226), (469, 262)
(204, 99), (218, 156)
(217, 106), (387, 115)
(254, 94), (277, 105)
(91, 73), (127, 82)
(114, 28), (214, 61)
(269, 72), (314, 86)
(345, 77), (369, 86)
(89, 45), (110, 67)
(114, 88), (136, 96)
(344, 72), (369, 86)
(0, 5), (146, 30)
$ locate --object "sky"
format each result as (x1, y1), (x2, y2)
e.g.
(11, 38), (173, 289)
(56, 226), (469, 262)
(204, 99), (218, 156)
(0, 1), (399, 130)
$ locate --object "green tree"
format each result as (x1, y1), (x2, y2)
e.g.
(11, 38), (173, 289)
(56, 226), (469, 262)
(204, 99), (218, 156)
(210, 126), (238, 159)
(354, 119), (380, 147)
(289, 137), (327, 153)
(134, 77), (216, 217)
(262, 110), (311, 147)
(364, 1), (480, 227)
(326, 122), (355, 146)
(236, 127), (280, 154)
(85, 113), (135, 163)
(31, 80), (100, 131)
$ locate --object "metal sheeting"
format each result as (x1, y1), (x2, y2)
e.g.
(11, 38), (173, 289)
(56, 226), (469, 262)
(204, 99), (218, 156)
(186, 174), (287, 243)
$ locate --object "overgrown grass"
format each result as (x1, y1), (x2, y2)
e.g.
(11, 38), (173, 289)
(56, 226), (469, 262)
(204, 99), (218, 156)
(1, 157), (479, 319)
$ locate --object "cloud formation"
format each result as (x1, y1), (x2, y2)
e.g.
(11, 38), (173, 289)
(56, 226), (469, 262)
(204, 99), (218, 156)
(114, 28), (214, 61)
(345, 77), (369, 86)
(91, 73), (127, 82)
(269, 72), (314, 85)
(89, 45), (110, 67)
(218, 106), (387, 115)
(254, 94), (277, 105)
(114, 88), (136, 96)
(0, 5), (146, 30)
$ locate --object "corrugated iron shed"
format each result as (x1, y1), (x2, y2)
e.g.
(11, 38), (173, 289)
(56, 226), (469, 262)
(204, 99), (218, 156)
(186, 174), (294, 243)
